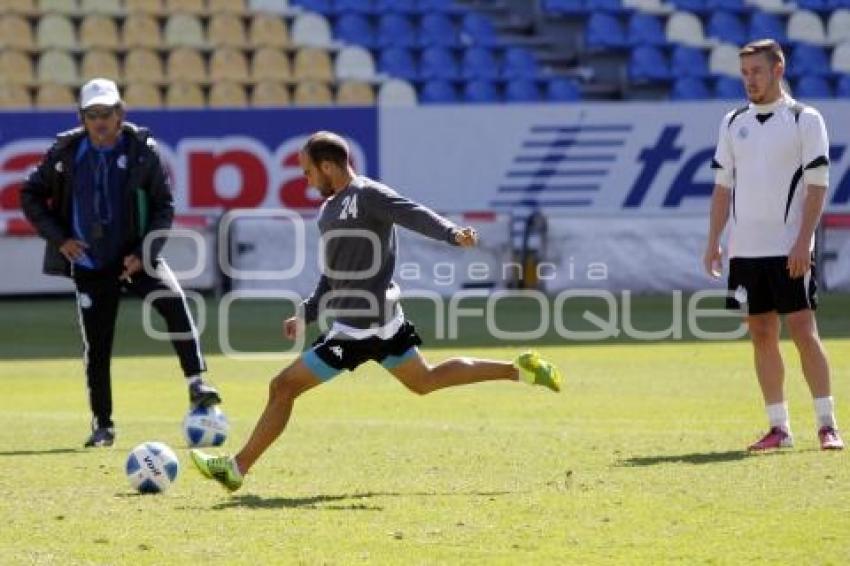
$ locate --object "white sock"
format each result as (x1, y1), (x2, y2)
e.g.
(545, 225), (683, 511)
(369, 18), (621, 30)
(187, 374), (202, 385)
(814, 396), (837, 429)
(766, 402), (791, 434)
(230, 458), (244, 478)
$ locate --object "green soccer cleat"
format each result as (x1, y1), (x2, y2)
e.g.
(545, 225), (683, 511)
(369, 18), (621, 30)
(514, 350), (562, 392)
(190, 450), (243, 492)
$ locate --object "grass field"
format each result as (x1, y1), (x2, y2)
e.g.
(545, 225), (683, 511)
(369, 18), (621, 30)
(1, 296), (849, 564)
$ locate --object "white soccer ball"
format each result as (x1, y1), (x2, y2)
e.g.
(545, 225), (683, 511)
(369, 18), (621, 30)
(125, 442), (179, 494)
(183, 405), (229, 447)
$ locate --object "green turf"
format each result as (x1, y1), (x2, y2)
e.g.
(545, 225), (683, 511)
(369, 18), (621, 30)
(0, 297), (848, 563)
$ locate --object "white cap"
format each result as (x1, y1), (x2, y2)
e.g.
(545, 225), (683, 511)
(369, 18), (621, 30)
(79, 78), (121, 109)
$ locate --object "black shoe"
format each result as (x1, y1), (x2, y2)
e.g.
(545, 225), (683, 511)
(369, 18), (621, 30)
(84, 427), (115, 448)
(189, 379), (222, 408)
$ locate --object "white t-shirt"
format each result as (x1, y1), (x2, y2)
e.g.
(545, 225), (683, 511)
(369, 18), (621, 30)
(712, 94), (830, 258)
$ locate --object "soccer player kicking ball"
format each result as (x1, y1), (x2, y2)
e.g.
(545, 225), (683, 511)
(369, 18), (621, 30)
(704, 40), (842, 452)
(191, 131), (562, 491)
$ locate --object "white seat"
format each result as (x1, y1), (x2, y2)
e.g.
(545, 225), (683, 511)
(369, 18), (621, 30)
(709, 43), (741, 78)
(377, 79), (417, 106)
(80, 0), (123, 14)
(249, 0), (290, 14)
(666, 11), (714, 48)
(831, 41), (850, 74)
(291, 12), (332, 48)
(745, 0), (795, 14)
(163, 13), (206, 48)
(36, 14), (77, 50)
(827, 10), (850, 46)
(787, 10), (827, 46)
(622, 0), (673, 14)
(334, 46), (375, 81)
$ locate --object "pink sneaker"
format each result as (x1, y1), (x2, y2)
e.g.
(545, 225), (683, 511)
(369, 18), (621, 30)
(818, 426), (844, 451)
(748, 427), (793, 451)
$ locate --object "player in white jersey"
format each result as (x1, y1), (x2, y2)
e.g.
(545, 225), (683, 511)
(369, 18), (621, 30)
(704, 39), (843, 452)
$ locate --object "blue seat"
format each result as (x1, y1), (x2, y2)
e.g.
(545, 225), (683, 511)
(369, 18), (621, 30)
(669, 0), (710, 12)
(546, 77), (581, 101)
(464, 79), (500, 103)
(837, 75), (850, 97)
(797, 0), (830, 9)
(375, 0), (416, 11)
(333, 0), (375, 13)
(461, 12), (499, 46)
(795, 75), (833, 97)
(671, 77), (712, 100)
(502, 47), (539, 79)
(378, 47), (418, 80)
(420, 46), (460, 80)
(715, 76), (746, 99)
(749, 12), (788, 43)
(627, 12), (666, 46)
(628, 45), (671, 81)
(292, 0), (333, 13)
(419, 13), (459, 47)
(789, 44), (830, 77)
(420, 80), (458, 103)
(707, 0), (748, 12)
(505, 79), (542, 102)
(706, 12), (748, 45)
(461, 46), (500, 79)
(376, 14), (417, 47)
(671, 45), (709, 78)
(586, 0), (623, 10)
(416, 0), (457, 12)
(585, 12), (627, 48)
(334, 13), (375, 47)
(542, 0), (586, 12)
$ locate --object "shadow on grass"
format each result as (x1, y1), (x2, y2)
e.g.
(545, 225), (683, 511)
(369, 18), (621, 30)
(617, 450), (751, 466)
(211, 490), (512, 511)
(0, 448), (83, 457)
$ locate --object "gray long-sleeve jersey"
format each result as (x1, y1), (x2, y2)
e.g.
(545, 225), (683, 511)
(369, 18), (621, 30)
(300, 176), (459, 330)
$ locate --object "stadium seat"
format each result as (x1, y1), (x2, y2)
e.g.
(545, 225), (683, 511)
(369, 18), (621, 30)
(334, 13), (375, 48)
(795, 75), (833, 97)
(419, 13), (459, 47)
(376, 14), (417, 48)
(165, 0), (205, 13)
(789, 44), (830, 77)
(832, 41), (850, 73)
(334, 45), (376, 81)
(461, 46), (500, 80)
(715, 75), (746, 98)
(375, 0), (415, 12)
(542, 0), (585, 12)
(209, 81), (249, 108)
(622, 0), (674, 13)
(208, 14), (249, 48)
(586, 0), (624, 11)
(334, 0), (375, 13)
(670, 77), (711, 99)
(505, 79), (542, 102)
(209, 0), (246, 13)
(249, 0), (291, 14)
(378, 47), (418, 80)
(749, 12), (788, 43)
(126, 0), (164, 14)
(420, 80), (457, 104)
(336, 80), (375, 105)
(502, 47), (539, 79)
(461, 13), (499, 47)
(80, 0), (123, 14)
(836, 74), (850, 97)
(747, 0), (796, 13)
(706, 11), (748, 46)
(627, 12), (666, 46)
(251, 80), (291, 106)
(80, 50), (121, 82)
(163, 14), (206, 49)
(416, 0), (457, 12)
(165, 47), (207, 83)
(707, 0), (747, 12)
(248, 13), (290, 48)
(291, 12), (333, 47)
(787, 11), (828, 45)
(665, 11), (712, 47)
(376, 78), (417, 105)
(420, 46), (460, 80)
(38, 0), (78, 14)
(0, 83), (31, 108)
(209, 47), (250, 82)
(827, 10), (850, 45)
(36, 50), (78, 85)
(463, 79), (500, 103)
(292, 0), (332, 13)
(293, 80), (334, 106)
(294, 47), (333, 81)
(628, 45), (671, 81)
(36, 14), (76, 50)
(709, 43), (741, 77)
(796, 0), (829, 9)
(251, 47), (292, 81)
(79, 14), (120, 50)
(671, 45), (709, 78)
(546, 76), (581, 101)
(165, 82), (205, 108)
(586, 12), (628, 48)
(122, 14), (163, 49)
(0, 15), (34, 51)
(35, 83), (75, 108)
(669, 0), (710, 12)
(123, 82), (163, 108)
(124, 48), (165, 83)
(0, 50), (33, 85)
(5, 0), (36, 14)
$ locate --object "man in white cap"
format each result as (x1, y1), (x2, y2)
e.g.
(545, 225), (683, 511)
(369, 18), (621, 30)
(21, 78), (222, 447)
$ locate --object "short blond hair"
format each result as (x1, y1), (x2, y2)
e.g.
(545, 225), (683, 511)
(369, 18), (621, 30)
(739, 39), (785, 67)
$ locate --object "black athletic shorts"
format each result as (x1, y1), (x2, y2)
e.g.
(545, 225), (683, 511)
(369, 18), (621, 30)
(726, 255), (817, 315)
